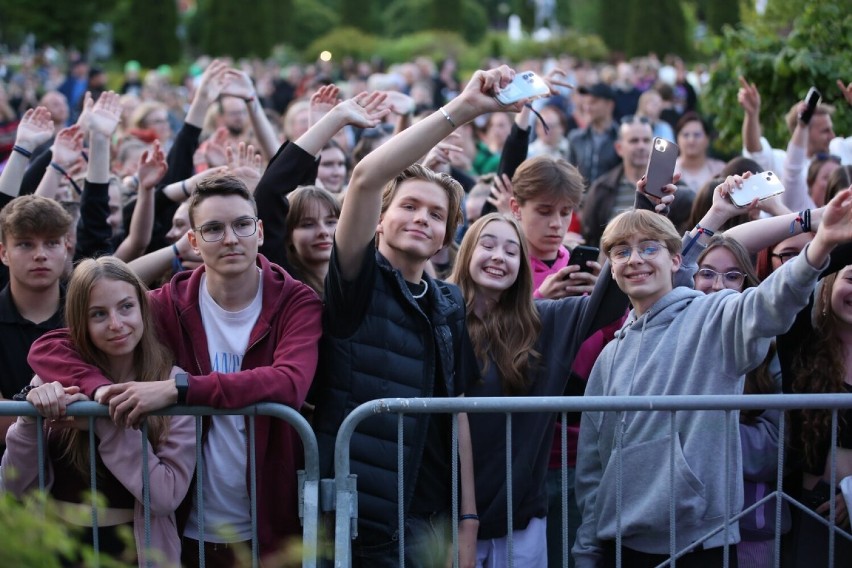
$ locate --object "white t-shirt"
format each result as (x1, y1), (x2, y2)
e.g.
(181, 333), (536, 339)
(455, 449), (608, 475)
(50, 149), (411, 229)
(184, 272), (263, 543)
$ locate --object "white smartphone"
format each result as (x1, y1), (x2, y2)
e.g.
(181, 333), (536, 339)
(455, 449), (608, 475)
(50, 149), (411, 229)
(730, 171), (785, 208)
(495, 71), (550, 105)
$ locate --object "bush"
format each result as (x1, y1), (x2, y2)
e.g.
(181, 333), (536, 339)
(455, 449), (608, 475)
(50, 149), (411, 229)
(473, 31), (610, 63)
(303, 27), (379, 62)
(375, 31), (471, 66)
(381, 0), (488, 45)
(701, 2), (852, 155)
(290, 0), (340, 51)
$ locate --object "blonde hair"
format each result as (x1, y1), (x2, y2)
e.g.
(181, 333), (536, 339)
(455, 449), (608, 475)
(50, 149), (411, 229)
(601, 209), (682, 257)
(449, 214), (541, 394)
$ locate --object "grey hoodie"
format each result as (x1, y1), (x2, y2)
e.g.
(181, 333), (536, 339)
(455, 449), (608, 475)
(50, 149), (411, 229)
(573, 245), (825, 566)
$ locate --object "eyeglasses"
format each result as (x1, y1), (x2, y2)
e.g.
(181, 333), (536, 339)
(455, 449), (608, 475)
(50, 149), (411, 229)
(770, 250), (799, 264)
(608, 241), (665, 264)
(695, 268), (745, 286)
(619, 115), (651, 125)
(194, 216), (258, 242)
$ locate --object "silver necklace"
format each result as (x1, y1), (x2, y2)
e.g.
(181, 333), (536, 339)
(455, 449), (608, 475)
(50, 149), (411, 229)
(411, 279), (429, 299)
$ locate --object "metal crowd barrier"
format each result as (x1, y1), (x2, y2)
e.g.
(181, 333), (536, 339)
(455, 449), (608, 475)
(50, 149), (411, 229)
(0, 401), (320, 568)
(332, 394), (852, 568)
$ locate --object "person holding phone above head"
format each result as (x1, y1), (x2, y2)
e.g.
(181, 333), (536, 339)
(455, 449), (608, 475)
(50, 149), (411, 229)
(2, 257), (195, 567)
(573, 174), (852, 568)
(310, 65), (529, 567)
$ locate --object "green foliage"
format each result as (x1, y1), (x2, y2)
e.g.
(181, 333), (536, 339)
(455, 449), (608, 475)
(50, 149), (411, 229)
(290, 0), (340, 50)
(0, 0), (112, 49)
(597, 0), (631, 53)
(304, 27), (379, 62)
(701, 2), (852, 155)
(339, 0), (376, 33)
(375, 31), (470, 66)
(0, 492), (131, 567)
(382, 0), (488, 44)
(198, 0), (283, 58)
(705, 0), (740, 34)
(625, 0), (690, 58)
(112, 0), (180, 67)
(475, 31), (610, 64)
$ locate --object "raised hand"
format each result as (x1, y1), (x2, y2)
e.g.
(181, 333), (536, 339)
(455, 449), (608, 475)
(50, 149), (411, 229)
(837, 79), (852, 107)
(737, 77), (761, 116)
(459, 65), (524, 117)
(637, 171), (679, 214)
(226, 142), (264, 193)
(422, 134), (464, 171)
(75, 91), (94, 130)
(310, 84), (340, 126)
(218, 69), (256, 102)
(14, 106), (55, 150)
(205, 126), (230, 167)
(815, 187), (852, 247)
(384, 91), (415, 116)
(88, 91), (121, 137)
(334, 91), (391, 128)
(544, 67), (574, 94)
(136, 139), (168, 189)
(197, 59), (229, 104)
(487, 173), (514, 215)
(51, 125), (85, 167)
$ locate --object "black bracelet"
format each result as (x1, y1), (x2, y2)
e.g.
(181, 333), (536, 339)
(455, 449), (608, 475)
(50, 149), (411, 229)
(459, 514), (479, 522)
(12, 145), (33, 159)
(12, 384), (36, 402)
(181, 180), (191, 198)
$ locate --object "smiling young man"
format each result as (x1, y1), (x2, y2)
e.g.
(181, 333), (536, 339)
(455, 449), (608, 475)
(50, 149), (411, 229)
(573, 180), (852, 567)
(309, 67), (529, 566)
(28, 173), (323, 563)
(0, 196), (72, 442)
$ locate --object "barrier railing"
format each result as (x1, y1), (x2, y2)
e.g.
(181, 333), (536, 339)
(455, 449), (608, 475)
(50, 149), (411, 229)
(332, 394), (852, 568)
(0, 401), (320, 568)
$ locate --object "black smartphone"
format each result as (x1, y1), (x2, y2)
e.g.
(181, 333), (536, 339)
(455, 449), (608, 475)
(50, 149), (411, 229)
(644, 137), (679, 198)
(567, 245), (600, 273)
(799, 87), (821, 125)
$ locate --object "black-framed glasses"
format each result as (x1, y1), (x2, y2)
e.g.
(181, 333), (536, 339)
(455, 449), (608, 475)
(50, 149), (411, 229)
(770, 250), (799, 264)
(194, 216), (258, 242)
(609, 241), (665, 264)
(695, 268), (745, 286)
(620, 115), (651, 125)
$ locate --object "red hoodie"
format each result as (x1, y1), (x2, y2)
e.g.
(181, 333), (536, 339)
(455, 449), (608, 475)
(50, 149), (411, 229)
(28, 254), (323, 557)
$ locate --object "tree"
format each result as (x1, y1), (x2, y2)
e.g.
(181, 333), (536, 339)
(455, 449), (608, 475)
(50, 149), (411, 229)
(113, 0), (180, 66)
(624, 0), (690, 58)
(596, 0), (630, 53)
(0, 0), (112, 49)
(702, 2), (851, 155)
(383, 0), (488, 44)
(705, 0), (740, 34)
(340, 0), (375, 33)
(198, 0), (278, 58)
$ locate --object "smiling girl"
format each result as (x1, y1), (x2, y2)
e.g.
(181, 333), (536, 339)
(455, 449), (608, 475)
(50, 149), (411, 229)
(284, 185), (340, 296)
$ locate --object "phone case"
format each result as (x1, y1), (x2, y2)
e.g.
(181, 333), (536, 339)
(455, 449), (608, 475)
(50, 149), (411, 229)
(730, 171), (785, 208)
(568, 245), (600, 273)
(495, 72), (550, 105)
(644, 138), (679, 198)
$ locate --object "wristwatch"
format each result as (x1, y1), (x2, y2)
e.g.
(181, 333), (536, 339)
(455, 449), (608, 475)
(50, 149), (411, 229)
(174, 373), (189, 405)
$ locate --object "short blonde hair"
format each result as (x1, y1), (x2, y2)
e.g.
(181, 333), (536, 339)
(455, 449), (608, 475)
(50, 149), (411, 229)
(601, 209), (682, 257)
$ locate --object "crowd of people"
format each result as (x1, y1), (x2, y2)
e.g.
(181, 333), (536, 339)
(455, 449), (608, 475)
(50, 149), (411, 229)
(0, 45), (851, 567)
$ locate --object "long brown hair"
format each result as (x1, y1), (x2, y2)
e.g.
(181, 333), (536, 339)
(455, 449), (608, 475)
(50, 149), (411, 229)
(285, 185), (341, 296)
(57, 257), (174, 474)
(790, 271), (849, 470)
(449, 214), (541, 394)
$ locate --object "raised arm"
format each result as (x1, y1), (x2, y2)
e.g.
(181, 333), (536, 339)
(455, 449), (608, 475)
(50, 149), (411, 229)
(218, 69), (279, 161)
(738, 76), (763, 154)
(115, 140), (168, 261)
(337, 66), (524, 280)
(782, 100), (815, 211)
(35, 125), (84, 200)
(0, 107), (54, 199)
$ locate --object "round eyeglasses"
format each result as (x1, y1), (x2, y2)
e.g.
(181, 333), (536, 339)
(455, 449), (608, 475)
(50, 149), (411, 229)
(608, 241), (665, 264)
(194, 216), (258, 242)
(695, 268), (745, 287)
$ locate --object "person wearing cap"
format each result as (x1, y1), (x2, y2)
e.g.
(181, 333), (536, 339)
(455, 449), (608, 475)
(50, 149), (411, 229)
(567, 83), (620, 185)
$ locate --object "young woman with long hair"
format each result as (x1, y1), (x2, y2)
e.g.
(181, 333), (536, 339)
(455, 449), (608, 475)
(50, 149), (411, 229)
(284, 185), (340, 296)
(2, 257), (195, 567)
(449, 212), (628, 565)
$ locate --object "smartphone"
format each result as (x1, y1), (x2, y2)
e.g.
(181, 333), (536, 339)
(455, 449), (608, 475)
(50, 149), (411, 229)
(799, 87), (821, 125)
(495, 71), (551, 105)
(567, 245), (600, 273)
(730, 171), (785, 208)
(644, 137), (679, 198)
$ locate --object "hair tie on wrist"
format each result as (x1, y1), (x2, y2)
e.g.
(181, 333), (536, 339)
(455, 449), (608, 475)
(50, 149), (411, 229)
(12, 145), (33, 159)
(181, 180), (191, 198)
